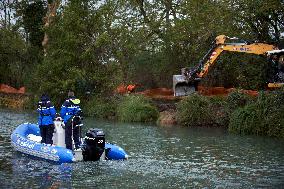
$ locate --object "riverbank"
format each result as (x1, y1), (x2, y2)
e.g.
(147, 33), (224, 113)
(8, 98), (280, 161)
(1, 88), (283, 138)
(0, 92), (30, 109)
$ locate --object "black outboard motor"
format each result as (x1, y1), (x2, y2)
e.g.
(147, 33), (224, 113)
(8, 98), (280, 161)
(82, 128), (105, 161)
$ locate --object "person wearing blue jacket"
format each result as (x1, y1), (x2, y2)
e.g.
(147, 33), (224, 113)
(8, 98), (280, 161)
(60, 91), (82, 150)
(37, 94), (56, 144)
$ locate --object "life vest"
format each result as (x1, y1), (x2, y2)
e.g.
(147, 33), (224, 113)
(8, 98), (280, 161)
(60, 97), (82, 123)
(37, 99), (56, 126)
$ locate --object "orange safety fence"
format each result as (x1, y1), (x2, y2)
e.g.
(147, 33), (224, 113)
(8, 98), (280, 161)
(0, 84), (25, 94)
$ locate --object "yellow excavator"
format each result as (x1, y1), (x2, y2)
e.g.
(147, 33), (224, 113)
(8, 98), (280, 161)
(173, 35), (284, 96)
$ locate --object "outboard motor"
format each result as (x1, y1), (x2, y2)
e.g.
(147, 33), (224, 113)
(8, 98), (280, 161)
(82, 128), (105, 161)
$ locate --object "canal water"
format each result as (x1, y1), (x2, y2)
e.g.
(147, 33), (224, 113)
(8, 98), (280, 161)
(0, 109), (283, 188)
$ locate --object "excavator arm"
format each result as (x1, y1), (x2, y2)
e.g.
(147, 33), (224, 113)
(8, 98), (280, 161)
(173, 35), (279, 96)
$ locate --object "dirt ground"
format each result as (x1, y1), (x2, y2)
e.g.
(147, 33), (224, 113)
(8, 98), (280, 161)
(136, 88), (176, 100)
(136, 86), (258, 100)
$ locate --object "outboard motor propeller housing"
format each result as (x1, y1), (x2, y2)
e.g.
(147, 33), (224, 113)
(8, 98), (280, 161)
(82, 128), (105, 161)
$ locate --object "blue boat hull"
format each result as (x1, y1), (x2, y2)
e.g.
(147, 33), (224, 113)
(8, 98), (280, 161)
(11, 123), (128, 163)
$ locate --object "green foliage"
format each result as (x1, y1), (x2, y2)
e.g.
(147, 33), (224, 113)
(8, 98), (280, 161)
(226, 90), (254, 113)
(1, 0), (284, 139)
(202, 52), (270, 90)
(0, 28), (27, 88)
(32, 1), (120, 101)
(19, 0), (46, 48)
(229, 90), (284, 138)
(82, 96), (117, 119)
(176, 94), (214, 126)
(3, 0), (284, 94)
(208, 95), (228, 126)
(0, 1), (45, 90)
(233, 0), (284, 44)
(116, 95), (159, 122)
(222, 90), (255, 128)
(22, 95), (37, 110)
(229, 104), (260, 135)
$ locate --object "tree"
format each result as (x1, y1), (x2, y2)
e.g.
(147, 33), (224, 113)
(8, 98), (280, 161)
(20, 0), (46, 48)
(0, 0), (17, 29)
(42, 0), (61, 55)
(2, 0), (284, 97)
(231, 0), (284, 44)
(0, 28), (27, 88)
(33, 0), (120, 104)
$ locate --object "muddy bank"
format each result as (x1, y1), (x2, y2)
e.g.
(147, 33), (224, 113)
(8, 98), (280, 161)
(157, 110), (177, 125)
(150, 98), (179, 126)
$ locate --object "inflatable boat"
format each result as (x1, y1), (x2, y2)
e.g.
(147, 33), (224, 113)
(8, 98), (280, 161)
(11, 123), (128, 163)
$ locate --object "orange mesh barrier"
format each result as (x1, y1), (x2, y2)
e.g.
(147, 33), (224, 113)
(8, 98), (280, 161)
(0, 84), (25, 94)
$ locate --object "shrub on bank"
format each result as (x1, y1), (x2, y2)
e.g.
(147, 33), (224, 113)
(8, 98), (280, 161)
(82, 96), (117, 119)
(0, 94), (31, 110)
(23, 94), (38, 110)
(176, 94), (215, 126)
(208, 95), (228, 126)
(116, 95), (159, 122)
(229, 90), (284, 138)
(222, 90), (255, 126)
(225, 90), (254, 113)
(176, 91), (254, 128)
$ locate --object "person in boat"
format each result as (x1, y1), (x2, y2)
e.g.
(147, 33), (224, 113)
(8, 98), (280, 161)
(37, 93), (56, 144)
(60, 91), (82, 150)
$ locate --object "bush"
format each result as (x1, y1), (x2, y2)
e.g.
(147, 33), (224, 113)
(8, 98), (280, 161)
(116, 95), (159, 122)
(226, 90), (254, 113)
(228, 104), (262, 135)
(222, 90), (255, 126)
(82, 96), (117, 119)
(176, 94), (214, 126)
(229, 90), (284, 138)
(208, 95), (228, 126)
(22, 94), (37, 110)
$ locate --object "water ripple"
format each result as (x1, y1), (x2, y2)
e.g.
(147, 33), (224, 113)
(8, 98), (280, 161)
(0, 109), (284, 188)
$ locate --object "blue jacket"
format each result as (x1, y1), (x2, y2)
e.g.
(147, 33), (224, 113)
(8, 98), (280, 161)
(60, 96), (82, 123)
(37, 95), (56, 126)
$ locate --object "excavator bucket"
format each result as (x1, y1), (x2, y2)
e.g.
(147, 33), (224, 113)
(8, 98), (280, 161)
(173, 75), (196, 96)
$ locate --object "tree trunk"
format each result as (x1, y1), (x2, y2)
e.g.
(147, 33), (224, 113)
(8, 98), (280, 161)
(42, 0), (60, 55)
